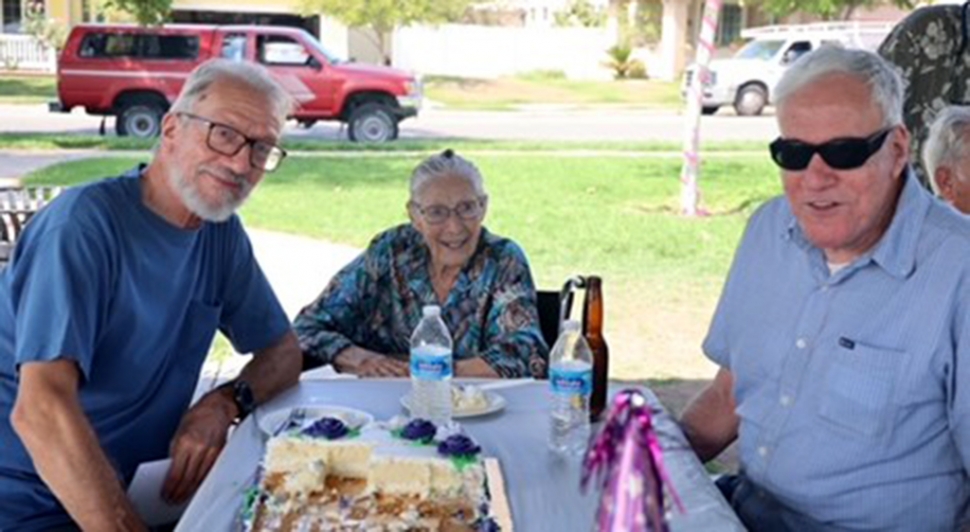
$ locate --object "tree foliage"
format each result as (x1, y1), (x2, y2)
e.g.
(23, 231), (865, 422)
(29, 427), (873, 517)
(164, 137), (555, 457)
(753, 0), (913, 21)
(302, 0), (472, 34)
(554, 0), (608, 28)
(301, 0), (473, 63)
(24, 1), (68, 50)
(103, 0), (171, 26)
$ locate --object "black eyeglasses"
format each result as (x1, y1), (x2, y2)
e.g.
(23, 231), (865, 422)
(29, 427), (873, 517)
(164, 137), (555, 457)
(768, 127), (893, 171)
(409, 198), (485, 225)
(178, 112), (287, 172)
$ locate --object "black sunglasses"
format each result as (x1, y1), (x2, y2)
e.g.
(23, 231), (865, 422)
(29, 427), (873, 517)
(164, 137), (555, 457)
(769, 127), (893, 171)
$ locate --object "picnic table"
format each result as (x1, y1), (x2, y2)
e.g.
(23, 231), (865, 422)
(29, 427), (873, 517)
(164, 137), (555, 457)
(176, 379), (744, 532)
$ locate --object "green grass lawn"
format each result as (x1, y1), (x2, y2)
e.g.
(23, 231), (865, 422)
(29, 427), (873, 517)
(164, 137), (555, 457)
(24, 153), (782, 379)
(0, 74), (56, 104)
(24, 154), (778, 286)
(425, 75), (682, 110)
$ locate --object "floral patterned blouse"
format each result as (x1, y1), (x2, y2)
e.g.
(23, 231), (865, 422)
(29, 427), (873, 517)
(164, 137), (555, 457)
(293, 224), (549, 378)
(879, 3), (970, 186)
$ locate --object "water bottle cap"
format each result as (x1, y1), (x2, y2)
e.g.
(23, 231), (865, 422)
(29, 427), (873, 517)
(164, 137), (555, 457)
(422, 305), (441, 317)
(561, 319), (581, 332)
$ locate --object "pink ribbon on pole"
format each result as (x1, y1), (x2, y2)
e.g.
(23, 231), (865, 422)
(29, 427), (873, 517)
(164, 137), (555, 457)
(582, 389), (684, 532)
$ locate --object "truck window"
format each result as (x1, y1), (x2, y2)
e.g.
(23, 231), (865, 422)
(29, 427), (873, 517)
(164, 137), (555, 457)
(140, 35), (199, 59)
(782, 41), (812, 64)
(221, 33), (246, 61)
(78, 32), (198, 60)
(79, 33), (135, 57)
(735, 39), (785, 61)
(257, 35), (311, 66)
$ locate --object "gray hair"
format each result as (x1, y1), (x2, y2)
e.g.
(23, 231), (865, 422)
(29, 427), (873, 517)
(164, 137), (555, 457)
(774, 46), (903, 128)
(923, 105), (970, 194)
(409, 149), (486, 199)
(169, 59), (295, 128)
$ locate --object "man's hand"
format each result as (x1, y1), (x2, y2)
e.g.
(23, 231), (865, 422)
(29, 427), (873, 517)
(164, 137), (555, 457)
(162, 331), (301, 503)
(334, 346), (409, 377)
(162, 394), (235, 504)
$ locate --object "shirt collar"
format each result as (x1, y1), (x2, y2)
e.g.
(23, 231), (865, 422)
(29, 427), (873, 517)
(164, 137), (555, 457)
(785, 168), (929, 279)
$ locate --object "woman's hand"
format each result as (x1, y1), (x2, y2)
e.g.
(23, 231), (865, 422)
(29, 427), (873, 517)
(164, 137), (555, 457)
(334, 346), (409, 377)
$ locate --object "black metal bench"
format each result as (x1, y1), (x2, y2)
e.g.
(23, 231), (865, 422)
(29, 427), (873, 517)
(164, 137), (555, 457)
(0, 186), (64, 268)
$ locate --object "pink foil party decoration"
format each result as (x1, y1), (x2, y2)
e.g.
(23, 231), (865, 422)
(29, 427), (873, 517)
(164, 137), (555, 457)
(582, 389), (684, 532)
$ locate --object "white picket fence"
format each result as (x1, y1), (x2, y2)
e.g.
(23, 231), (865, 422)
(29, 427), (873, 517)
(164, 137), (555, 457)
(0, 34), (56, 72)
(392, 23), (617, 80)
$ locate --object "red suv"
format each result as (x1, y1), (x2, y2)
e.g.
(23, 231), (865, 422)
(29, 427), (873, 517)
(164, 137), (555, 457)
(50, 24), (422, 142)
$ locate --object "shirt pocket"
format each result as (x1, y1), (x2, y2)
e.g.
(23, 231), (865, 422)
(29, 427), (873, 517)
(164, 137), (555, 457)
(817, 341), (906, 439)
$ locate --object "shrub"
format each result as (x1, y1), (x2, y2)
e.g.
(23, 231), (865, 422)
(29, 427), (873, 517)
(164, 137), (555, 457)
(627, 61), (648, 79)
(604, 44), (646, 79)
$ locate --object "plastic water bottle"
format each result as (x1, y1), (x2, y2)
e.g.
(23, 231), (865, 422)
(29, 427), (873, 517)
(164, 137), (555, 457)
(549, 319), (593, 455)
(410, 305), (454, 425)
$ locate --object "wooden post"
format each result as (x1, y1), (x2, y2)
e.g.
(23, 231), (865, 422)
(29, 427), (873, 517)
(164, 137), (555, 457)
(680, 0), (722, 217)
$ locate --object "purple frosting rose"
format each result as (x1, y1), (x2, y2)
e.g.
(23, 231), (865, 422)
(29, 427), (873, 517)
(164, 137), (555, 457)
(401, 419), (437, 443)
(302, 417), (348, 440)
(437, 434), (481, 458)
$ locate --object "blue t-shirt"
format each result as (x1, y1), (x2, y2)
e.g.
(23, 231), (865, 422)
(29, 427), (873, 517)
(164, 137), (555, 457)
(0, 168), (290, 530)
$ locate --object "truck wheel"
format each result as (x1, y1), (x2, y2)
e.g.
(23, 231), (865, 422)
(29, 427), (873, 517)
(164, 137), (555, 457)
(116, 100), (164, 138)
(734, 85), (767, 116)
(347, 103), (398, 142)
(702, 105), (719, 115)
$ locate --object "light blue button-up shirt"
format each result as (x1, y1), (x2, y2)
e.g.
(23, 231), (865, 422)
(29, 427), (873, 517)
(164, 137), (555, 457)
(704, 171), (970, 531)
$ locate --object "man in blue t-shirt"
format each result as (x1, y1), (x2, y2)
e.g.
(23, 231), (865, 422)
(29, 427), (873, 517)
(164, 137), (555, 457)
(0, 59), (302, 531)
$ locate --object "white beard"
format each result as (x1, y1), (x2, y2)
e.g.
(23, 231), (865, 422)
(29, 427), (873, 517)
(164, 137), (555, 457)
(169, 165), (250, 223)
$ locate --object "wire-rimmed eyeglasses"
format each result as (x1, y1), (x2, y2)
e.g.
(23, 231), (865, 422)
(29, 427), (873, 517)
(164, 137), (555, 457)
(178, 112), (287, 172)
(409, 198), (486, 225)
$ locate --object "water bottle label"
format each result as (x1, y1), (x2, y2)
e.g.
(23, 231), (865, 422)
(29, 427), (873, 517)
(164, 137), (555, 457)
(550, 367), (592, 396)
(410, 348), (453, 381)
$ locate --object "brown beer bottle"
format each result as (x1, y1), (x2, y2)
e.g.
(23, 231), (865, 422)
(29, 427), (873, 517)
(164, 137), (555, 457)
(583, 276), (609, 422)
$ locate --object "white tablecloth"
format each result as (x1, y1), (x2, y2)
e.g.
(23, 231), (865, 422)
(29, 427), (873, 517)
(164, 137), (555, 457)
(175, 380), (744, 532)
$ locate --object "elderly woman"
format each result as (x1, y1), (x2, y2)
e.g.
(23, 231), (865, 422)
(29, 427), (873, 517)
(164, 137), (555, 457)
(923, 105), (970, 214)
(294, 150), (548, 379)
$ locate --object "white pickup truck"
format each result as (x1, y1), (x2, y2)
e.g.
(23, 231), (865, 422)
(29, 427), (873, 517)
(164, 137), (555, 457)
(683, 22), (893, 116)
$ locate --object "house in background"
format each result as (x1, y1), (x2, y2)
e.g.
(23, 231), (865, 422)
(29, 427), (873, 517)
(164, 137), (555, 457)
(0, 0), (351, 68)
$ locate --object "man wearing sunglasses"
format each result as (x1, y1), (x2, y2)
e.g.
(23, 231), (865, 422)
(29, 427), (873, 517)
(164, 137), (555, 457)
(0, 59), (302, 531)
(680, 46), (970, 531)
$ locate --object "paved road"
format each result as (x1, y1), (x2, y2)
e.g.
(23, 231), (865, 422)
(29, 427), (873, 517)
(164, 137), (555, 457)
(0, 104), (778, 142)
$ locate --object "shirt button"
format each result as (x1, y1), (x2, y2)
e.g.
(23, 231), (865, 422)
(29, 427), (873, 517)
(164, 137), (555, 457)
(820, 284), (829, 292)
(758, 446), (769, 458)
(780, 395), (792, 406)
(795, 338), (807, 349)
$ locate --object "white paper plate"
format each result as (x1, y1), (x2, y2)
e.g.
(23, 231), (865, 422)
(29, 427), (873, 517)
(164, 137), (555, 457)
(400, 391), (506, 419)
(256, 405), (374, 437)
